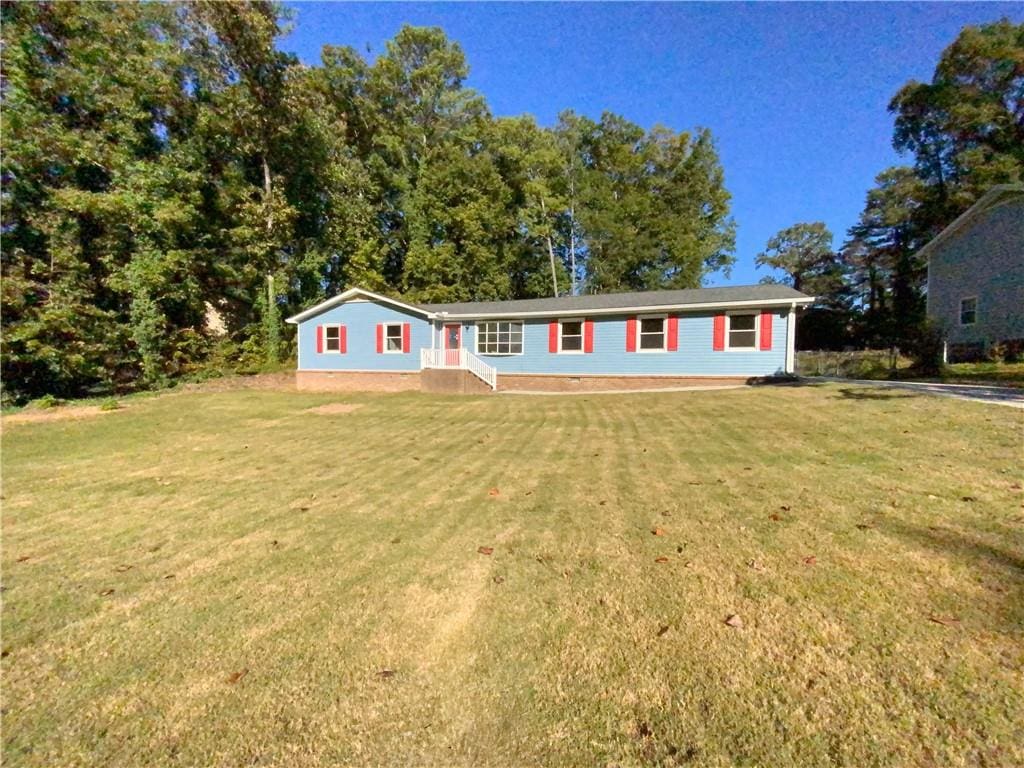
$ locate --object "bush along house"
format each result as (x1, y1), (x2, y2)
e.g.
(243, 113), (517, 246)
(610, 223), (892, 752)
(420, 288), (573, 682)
(285, 285), (814, 393)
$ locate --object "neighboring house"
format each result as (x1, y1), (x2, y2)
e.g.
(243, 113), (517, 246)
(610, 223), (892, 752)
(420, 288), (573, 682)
(923, 184), (1024, 362)
(285, 285), (814, 392)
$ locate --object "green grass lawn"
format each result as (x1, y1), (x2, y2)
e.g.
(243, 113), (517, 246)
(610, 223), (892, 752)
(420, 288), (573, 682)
(3, 384), (1023, 767)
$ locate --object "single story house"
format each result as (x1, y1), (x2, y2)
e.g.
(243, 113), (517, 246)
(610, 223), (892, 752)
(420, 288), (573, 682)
(923, 184), (1024, 362)
(285, 284), (814, 392)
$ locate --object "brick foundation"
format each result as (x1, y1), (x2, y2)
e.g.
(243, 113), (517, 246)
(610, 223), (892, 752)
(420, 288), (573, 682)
(296, 370), (421, 392)
(497, 374), (748, 392)
(420, 368), (493, 394)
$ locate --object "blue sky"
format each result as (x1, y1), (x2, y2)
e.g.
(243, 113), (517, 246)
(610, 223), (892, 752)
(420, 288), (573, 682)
(280, 2), (1022, 287)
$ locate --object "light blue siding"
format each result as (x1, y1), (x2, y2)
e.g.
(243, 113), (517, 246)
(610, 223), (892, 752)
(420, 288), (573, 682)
(297, 300), (431, 371)
(465, 312), (789, 376)
(296, 299), (790, 376)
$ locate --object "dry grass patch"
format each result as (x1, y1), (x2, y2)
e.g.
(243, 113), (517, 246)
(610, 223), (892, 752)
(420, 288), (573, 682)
(2, 384), (1023, 767)
(304, 402), (363, 415)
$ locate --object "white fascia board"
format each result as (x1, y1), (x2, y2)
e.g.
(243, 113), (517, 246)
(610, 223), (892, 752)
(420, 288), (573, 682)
(286, 288), (434, 324)
(438, 296), (815, 320)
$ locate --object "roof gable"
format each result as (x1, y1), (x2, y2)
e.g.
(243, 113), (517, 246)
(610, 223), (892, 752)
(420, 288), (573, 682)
(917, 184), (1024, 262)
(285, 288), (431, 324)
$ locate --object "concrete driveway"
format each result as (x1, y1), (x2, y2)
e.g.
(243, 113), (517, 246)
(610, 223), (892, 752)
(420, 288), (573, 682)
(812, 377), (1024, 408)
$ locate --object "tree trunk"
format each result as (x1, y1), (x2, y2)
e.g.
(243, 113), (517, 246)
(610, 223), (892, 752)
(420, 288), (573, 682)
(262, 154), (273, 235)
(540, 197), (558, 297)
(569, 181), (577, 296)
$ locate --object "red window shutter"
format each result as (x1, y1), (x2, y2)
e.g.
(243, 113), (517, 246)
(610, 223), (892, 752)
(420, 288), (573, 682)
(583, 320), (594, 353)
(667, 315), (679, 352)
(402, 322), (411, 353)
(626, 317), (637, 352)
(376, 323), (383, 354)
(316, 325), (324, 354)
(339, 325), (347, 354)
(548, 321), (558, 353)
(760, 311), (773, 350)
(713, 314), (726, 351)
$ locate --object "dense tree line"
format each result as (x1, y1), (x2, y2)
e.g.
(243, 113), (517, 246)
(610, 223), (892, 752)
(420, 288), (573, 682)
(759, 19), (1023, 352)
(0, 1), (736, 402)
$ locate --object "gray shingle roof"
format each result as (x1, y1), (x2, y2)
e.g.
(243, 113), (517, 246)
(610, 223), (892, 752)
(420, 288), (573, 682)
(419, 284), (811, 316)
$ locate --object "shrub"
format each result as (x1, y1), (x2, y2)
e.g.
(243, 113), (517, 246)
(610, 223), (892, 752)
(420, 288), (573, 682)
(909, 322), (945, 376)
(31, 394), (62, 409)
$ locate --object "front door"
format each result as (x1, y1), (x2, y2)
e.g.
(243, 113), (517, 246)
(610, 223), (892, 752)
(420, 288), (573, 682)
(444, 324), (461, 366)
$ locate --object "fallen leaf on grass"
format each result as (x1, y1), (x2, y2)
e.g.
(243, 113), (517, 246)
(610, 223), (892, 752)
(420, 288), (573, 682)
(779, 505), (791, 512)
(99, 589), (115, 596)
(855, 523), (875, 530)
(375, 669), (396, 679)
(651, 527), (665, 536)
(654, 556), (669, 564)
(225, 669), (248, 684)
(661, 510), (672, 517)
(747, 559), (765, 572)
(114, 564), (132, 573)
(391, 537), (401, 544)
(928, 615), (961, 627)
(724, 614), (743, 628)
(487, 487), (500, 497)
(163, 574), (175, 580)
(803, 556), (817, 566)
(492, 575), (504, 584)
(478, 546), (494, 555)
(15, 556), (30, 563)
(960, 496), (978, 502)
(656, 624), (670, 637)
(768, 513), (782, 522)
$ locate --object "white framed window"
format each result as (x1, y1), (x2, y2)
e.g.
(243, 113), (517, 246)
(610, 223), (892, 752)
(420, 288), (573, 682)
(384, 323), (403, 353)
(559, 319), (584, 353)
(637, 315), (667, 352)
(324, 325), (342, 353)
(476, 320), (523, 355)
(959, 297), (977, 326)
(726, 312), (759, 350)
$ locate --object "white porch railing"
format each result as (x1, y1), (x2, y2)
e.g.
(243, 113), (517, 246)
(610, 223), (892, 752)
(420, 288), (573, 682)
(420, 348), (497, 390)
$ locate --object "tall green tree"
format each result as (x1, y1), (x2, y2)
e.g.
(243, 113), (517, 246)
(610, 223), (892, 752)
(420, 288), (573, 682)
(576, 114), (735, 293)
(842, 18), (1023, 352)
(756, 223), (853, 349)
(1, 1), (215, 394)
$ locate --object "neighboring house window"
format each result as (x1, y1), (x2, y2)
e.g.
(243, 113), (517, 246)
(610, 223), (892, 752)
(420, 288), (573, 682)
(726, 313), (758, 350)
(638, 316), (666, 351)
(559, 320), (584, 352)
(324, 325), (341, 352)
(959, 297), (977, 326)
(477, 320), (523, 355)
(384, 323), (403, 353)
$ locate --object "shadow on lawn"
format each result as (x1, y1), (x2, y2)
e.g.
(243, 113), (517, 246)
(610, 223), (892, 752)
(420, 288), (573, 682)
(833, 386), (919, 401)
(879, 515), (1024, 627)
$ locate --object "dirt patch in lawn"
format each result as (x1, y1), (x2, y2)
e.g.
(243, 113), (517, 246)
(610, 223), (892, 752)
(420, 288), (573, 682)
(2, 405), (114, 426)
(305, 403), (363, 415)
